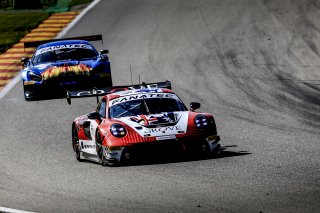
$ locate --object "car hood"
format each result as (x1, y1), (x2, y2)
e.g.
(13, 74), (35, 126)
(28, 60), (96, 79)
(115, 111), (189, 137)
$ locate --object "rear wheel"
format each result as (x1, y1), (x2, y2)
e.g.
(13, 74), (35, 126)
(72, 126), (83, 162)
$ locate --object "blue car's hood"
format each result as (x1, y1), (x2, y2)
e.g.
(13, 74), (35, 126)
(29, 59), (96, 79)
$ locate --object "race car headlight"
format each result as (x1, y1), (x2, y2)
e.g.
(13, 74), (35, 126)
(195, 115), (208, 128)
(110, 124), (127, 138)
(27, 71), (42, 82)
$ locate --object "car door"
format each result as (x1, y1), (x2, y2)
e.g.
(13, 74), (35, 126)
(89, 98), (106, 142)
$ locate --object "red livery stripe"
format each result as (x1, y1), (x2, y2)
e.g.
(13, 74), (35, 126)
(0, 62), (21, 66)
(0, 69), (20, 73)
(0, 76), (14, 80)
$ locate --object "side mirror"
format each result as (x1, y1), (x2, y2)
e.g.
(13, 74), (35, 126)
(100, 49), (109, 55)
(190, 102), (201, 111)
(88, 112), (102, 123)
(21, 57), (30, 67)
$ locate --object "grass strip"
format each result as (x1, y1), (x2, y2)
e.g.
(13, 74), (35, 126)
(0, 12), (50, 54)
(69, 0), (92, 7)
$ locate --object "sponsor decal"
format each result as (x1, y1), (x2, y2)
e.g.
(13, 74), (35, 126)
(127, 84), (160, 90)
(130, 113), (176, 126)
(117, 111), (188, 137)
(144, 126), (183, 134)
(148, 113), (176, 124)
(76, 89), (107, 97)
(35, 44), (92, 56)
(130, 116), (145, 125)
(41, 64), (92, 80)
(109, 93), (179, 106)
(156, 135), (176, 141)
(80, 143), (96, 149)
(100, 73), (111, 77)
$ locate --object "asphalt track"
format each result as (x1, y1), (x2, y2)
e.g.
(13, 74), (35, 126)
(1, 0), (320, 212)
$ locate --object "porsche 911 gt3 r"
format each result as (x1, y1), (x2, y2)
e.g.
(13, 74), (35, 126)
(21, 35), (112, 100)
(69, 81), (221, 166)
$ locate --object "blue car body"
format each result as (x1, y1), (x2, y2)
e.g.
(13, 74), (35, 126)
(21, 39), (112, 100)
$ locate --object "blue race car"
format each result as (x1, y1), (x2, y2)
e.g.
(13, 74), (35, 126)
(21, 35), (112, 100)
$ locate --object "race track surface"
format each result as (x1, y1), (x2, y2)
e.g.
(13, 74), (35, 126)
(1, 0), (319, 212)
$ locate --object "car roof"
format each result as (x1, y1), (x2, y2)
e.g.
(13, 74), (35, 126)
(37, 40), (91, 49)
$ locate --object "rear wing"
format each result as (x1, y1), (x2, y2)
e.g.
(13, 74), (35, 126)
(66, 80), (172, 105)
(24, 34), (103, 48)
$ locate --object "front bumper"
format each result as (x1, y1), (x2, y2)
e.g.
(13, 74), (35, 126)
(206, 135), (221, 151)
(104, 135), (221, 163)
(23, 74), (112, 99)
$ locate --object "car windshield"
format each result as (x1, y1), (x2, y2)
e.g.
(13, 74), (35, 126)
(109, 98), (187, 118)
(32, 47), (97, 64)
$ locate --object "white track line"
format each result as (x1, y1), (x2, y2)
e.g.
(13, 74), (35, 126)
(0, 73), (22, 100)
(0, 0), (101, 100)
(57, 0), (101, 38)
(0, 206), (36, 213)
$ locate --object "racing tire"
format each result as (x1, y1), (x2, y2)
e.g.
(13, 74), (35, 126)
(199, 141), (211, 159)
(95, 130), (104, 165)
(119, 148), (132, 166)
(23, 84), (34, 101)
(72, 125), (83, 162)
(212, 144), (222, 157)
(105, 160), (119, 167)
(95, 130), (119, 167)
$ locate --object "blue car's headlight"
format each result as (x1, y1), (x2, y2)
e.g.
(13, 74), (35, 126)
(110, 124), (127, 137)
(27, 71), (42, 82)
(195, 115), (208, 128)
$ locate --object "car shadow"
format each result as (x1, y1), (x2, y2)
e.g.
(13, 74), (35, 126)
(25, 93), (66, 101)
(77, 146), (251, 167)
(120, 146), (251, 167)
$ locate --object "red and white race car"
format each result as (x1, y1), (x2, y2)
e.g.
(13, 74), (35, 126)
(69, 81), (221, 166)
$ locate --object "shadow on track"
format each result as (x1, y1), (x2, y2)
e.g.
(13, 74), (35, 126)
(24, 92), (66, 102)
(119, 146), (251, 167)
(74, 146), (251, 167)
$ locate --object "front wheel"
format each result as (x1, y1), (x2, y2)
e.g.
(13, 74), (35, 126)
(212, 144), (222, 157)
(23, 84), (34, 101)
(95, 131), (119, 166)
(72, 126), (83, 162)
(199, 141), (211, 159)
(95, 130), (104, 165)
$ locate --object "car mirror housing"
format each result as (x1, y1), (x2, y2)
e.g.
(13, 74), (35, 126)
(190, 102), (201, 111)
(88, 112), (101, 120)
(21, 57), (30, 67)
(100, 49), (109, 55)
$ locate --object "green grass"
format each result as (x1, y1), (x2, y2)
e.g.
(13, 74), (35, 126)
(69, 0), (92, 7)
(0, 12), (50, 54)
